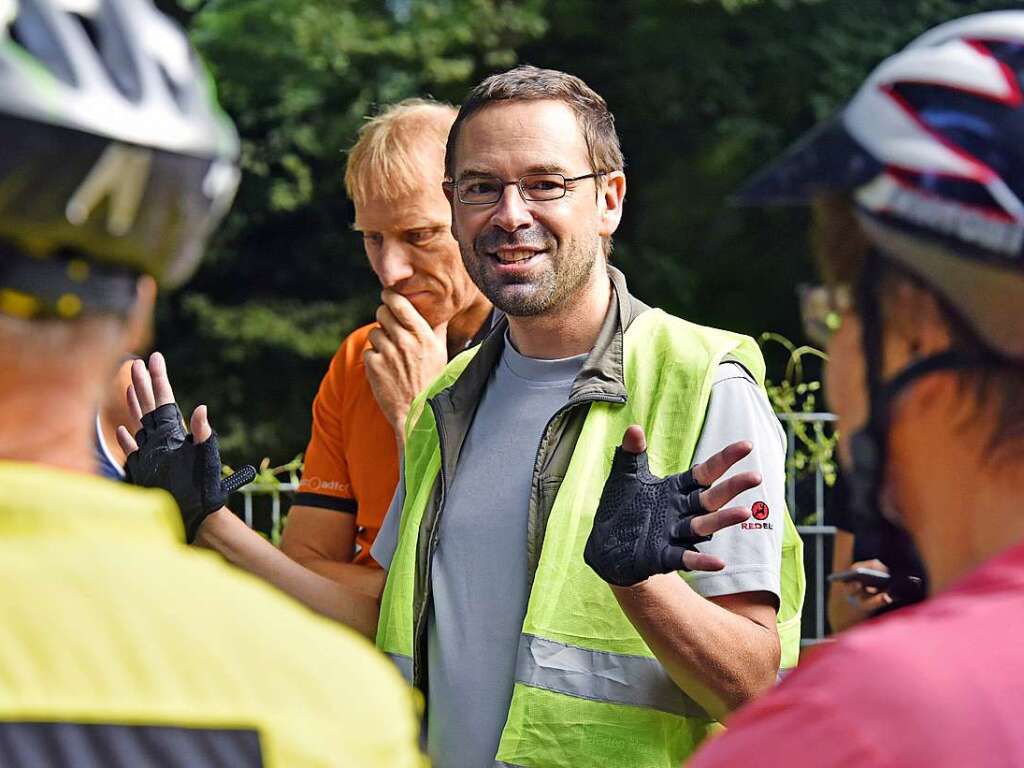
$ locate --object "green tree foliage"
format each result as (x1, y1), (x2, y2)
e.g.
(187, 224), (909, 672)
(162, 0), (1016, 466)
(158, 0), (545, 461)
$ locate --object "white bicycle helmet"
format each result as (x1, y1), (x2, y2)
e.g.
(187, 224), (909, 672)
(0, 0), (239, 317)
(738, 11), (1024, 360)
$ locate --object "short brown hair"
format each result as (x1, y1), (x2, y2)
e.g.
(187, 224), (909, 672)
(345, 99), (457, 208)
(444, 65), (624, 179)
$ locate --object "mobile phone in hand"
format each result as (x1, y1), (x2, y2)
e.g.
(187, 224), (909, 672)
(827, 567), (891, 590)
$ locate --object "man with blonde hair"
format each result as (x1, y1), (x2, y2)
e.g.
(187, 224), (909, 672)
(281, 99), (492, 592)
(153, 98), (493, 630)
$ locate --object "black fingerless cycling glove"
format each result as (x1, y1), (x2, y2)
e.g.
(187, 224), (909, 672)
(125, 403), (254, 542)
(584, 446), (713, 587)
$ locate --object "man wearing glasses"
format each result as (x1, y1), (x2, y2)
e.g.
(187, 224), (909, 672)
(372, 65), (805, 767)
(279, 99), (494, 603)
(125, 66), (803, 767)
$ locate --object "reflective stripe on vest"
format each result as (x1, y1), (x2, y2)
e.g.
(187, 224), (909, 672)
(514, 634), (707, 719)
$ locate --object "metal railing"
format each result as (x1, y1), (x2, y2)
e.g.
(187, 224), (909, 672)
(231, 412), (840, 643)
(234, 481), (296, 538)
(779, 411), (839, 645)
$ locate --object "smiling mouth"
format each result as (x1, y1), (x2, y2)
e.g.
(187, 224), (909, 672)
(490, 249), (543, 265)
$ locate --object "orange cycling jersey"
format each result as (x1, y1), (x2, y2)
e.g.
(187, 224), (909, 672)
(296, 323), (398, 565)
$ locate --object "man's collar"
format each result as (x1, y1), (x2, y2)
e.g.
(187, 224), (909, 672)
(464, 307), (503, 351)
(448, 264), (647, 407)
(569, 265), (647, 401)
(0, 460), (184, 542)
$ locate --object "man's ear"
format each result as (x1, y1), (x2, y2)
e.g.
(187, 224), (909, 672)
(443, 180), (459, 236)
(597, 171), (626, 239)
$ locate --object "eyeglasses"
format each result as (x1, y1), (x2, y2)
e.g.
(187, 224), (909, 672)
(447, 172), (607, 205)
(797, 283), (852, 347)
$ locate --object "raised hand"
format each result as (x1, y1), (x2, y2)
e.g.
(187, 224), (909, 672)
(116, 352), (254, 542)
(584, 425), (761, 586)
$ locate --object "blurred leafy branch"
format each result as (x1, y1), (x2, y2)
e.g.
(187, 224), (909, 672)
(760, 332), (837, 487)
(223, 454), (304, 545)
(156, 0), (1013, 473)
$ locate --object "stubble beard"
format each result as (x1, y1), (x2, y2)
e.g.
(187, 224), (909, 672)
(462, 227), (599, 318)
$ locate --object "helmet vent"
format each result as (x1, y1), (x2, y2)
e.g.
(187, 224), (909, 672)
(69, 10), (140, 102)
(157, 61), (186, 112)
(7, 5), (77, 86)
(8, 18), (27, 49)
(68, 12), (98, 52)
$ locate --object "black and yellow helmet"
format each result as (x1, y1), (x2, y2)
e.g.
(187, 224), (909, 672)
(0, 0), (239, 318)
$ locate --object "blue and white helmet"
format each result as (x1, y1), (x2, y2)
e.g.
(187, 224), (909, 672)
(0, 0), (239, 299)
(738, 11), (1024, 359)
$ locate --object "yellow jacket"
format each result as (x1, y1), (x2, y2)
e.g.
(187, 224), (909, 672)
(0, 461), (423, 767)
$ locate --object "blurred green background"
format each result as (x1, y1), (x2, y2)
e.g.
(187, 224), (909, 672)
(154, 0), (1017, 467)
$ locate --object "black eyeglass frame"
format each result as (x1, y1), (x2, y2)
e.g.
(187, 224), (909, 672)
(445, 171), (609, 205)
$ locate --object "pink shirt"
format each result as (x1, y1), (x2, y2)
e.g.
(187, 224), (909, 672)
(690, 541), (1024, 768)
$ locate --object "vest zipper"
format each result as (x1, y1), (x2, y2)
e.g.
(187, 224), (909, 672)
(426, 396), (450, 552)
(416, 389), (626, 685)
(526, 391), (627, 585)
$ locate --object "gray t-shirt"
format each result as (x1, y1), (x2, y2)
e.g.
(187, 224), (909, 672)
(372, 352), (786, 768)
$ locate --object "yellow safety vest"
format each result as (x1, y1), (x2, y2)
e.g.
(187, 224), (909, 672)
(0, 461), (423, 767)
(378, 308), (805, 768)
